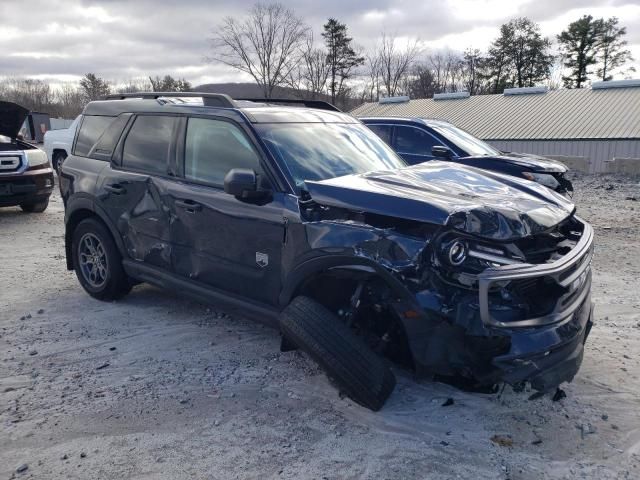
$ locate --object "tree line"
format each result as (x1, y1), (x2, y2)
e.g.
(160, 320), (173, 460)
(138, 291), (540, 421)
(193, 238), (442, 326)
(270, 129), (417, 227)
(0, 3), (634, 117)
(0, 73), (191, 118)
(211, 3), (635, 106)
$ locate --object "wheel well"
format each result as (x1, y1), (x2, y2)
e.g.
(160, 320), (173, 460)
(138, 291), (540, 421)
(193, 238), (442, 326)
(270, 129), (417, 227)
(65, 209), (98, 270)
(295, 269), (415, 370)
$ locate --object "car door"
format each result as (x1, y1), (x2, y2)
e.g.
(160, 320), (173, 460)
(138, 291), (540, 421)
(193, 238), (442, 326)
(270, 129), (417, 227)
(167, 116), (286, 305)
(96, 114), (180, 272)
(393, 125), (445, 165)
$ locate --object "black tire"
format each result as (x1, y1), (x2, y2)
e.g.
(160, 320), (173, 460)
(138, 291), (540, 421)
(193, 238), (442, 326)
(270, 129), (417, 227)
(72, 217), (132, 301)
(280, 296), (396, 411)
(20, 199), (49, 213)
(53, 151), (67, 175)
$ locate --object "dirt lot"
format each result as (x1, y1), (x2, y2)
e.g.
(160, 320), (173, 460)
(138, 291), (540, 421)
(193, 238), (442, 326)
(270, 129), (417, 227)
(1, 175), (639, 479)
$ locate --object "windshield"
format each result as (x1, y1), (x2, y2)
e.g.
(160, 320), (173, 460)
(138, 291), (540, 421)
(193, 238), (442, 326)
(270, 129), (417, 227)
(431, 124), (500, 157)
(255, 122), (406, 189)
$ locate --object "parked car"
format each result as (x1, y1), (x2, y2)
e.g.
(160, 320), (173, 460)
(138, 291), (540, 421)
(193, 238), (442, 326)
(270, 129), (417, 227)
(0, 101), (54, 213)
(61, 93), (594, 410)
(43, 115), (81, 174)
(360, 117), (573, 195)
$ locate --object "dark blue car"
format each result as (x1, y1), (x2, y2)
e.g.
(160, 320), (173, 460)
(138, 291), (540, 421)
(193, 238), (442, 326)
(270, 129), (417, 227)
(360, 117), (573, 195)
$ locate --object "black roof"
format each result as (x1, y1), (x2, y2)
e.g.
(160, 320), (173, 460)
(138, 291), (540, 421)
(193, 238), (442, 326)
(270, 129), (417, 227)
(85, 92), (355, 124)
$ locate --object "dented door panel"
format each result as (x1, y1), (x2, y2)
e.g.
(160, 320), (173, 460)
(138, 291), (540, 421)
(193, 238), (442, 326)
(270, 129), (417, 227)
(96, 166), (174, 271)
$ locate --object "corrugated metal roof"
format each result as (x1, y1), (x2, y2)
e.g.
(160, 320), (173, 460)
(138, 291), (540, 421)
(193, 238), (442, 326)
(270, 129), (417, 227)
(351, 87), (640, 140)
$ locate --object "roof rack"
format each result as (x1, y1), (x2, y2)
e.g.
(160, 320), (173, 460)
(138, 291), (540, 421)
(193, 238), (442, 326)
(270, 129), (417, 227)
(103, 92), (236, 108)
(235, 98), (341, 112)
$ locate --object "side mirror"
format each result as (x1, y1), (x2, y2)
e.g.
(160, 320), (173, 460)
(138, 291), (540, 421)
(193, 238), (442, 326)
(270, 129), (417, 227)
(432, 145), (453, 159)
(224, 168), (270, 200)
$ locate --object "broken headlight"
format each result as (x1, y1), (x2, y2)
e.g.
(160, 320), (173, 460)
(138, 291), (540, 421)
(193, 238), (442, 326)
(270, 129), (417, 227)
(522, 172), (560, 190)
(436, 235), (523, 280)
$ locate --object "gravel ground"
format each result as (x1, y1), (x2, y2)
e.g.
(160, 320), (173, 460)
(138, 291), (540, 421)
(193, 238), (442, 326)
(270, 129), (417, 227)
(1, 174), (639, 479)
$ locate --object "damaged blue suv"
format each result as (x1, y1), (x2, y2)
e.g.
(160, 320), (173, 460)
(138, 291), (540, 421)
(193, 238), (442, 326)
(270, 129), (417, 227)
(60, 93), (594, 410)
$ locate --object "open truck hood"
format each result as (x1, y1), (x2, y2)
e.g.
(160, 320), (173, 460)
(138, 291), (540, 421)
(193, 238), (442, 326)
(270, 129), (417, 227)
(0, 100), (29, 140)
(305, 161), (575, 241)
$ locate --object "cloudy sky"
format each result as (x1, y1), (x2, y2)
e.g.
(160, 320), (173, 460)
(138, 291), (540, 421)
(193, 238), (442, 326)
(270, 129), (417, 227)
(1, 0), (638, 87)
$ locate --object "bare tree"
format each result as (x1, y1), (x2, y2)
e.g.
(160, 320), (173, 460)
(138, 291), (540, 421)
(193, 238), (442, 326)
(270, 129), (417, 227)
(53, 83), (85, 117)
(116, 77), (153, 94)
(286, 34), (330, 99)
(210, 3), (308, 98)
(0, 78), (54, 112)
(377, 34), (421, 97)
(361, 51), (382, 102)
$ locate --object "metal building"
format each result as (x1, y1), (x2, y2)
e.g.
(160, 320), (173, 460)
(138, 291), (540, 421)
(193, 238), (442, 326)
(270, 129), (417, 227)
(351, 80), (640, 174)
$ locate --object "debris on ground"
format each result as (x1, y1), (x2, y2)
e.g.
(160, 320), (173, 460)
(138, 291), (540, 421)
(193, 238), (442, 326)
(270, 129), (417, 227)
(552, 388), (567, 402)
(490, 435), (514, 447)
(578, 423), (597, 439)
(442, 398), (454, 407)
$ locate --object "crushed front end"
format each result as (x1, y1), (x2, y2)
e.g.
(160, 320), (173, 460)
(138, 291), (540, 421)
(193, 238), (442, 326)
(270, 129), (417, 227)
(406, 215), (594, 391)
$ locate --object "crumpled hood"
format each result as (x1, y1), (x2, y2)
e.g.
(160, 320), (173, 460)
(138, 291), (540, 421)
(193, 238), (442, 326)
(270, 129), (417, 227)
(0, 101), (29, 140)
(305, 161), (575, 241)
(466, 151), (569, 173)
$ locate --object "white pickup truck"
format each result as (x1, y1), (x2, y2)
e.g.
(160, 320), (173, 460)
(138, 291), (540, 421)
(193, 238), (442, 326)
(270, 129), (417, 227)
(43, 115), (80, 173)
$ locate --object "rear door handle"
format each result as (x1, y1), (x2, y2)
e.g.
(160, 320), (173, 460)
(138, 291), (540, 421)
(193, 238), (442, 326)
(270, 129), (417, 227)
(175, 199), (202, 213)
(105, 184), (126, 195)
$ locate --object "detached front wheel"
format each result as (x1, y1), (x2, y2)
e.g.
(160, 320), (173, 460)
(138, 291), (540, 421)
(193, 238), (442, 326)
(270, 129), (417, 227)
(72, 218), (131, 301)
(280, 296), (396, 411)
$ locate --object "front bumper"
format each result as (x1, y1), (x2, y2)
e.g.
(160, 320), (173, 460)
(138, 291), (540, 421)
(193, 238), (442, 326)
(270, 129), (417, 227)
(0, 167), (54, 207)
(489, 292), (593, 391)
(406, 218), (594, 391)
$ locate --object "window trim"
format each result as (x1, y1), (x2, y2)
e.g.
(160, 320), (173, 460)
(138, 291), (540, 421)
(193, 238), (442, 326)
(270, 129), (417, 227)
(178, 114), (273, 191)
(113, 113), (182, 178)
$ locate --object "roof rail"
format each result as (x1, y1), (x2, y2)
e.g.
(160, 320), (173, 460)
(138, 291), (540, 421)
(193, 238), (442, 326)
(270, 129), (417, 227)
(235, 98), (341, 112)
(103, 92), (236, 108)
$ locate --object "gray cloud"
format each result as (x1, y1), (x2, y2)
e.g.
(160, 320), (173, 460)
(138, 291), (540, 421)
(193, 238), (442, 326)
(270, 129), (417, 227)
(0, 0), (638, 85)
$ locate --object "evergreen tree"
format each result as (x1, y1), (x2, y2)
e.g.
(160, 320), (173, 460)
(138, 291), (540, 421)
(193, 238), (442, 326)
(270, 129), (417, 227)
(484, 18), (553, 93)
(507, 18), (553, 88)
(79, 73), (110, 101)
(557, 15), (601, 88)
(322, 18), (364, 103)
(596, 17), (634, 81)
(149, 75), (192, 92)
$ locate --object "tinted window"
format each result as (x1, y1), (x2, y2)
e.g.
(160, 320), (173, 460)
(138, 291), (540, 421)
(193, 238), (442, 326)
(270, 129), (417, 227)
(88, 115), (130, 160)
(185, 118), (261, 186)
(395, 126), (442, 155)
(122, 116), (177, 175)
(367, 124), (392, 145)
(74, 116), (115, 157)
